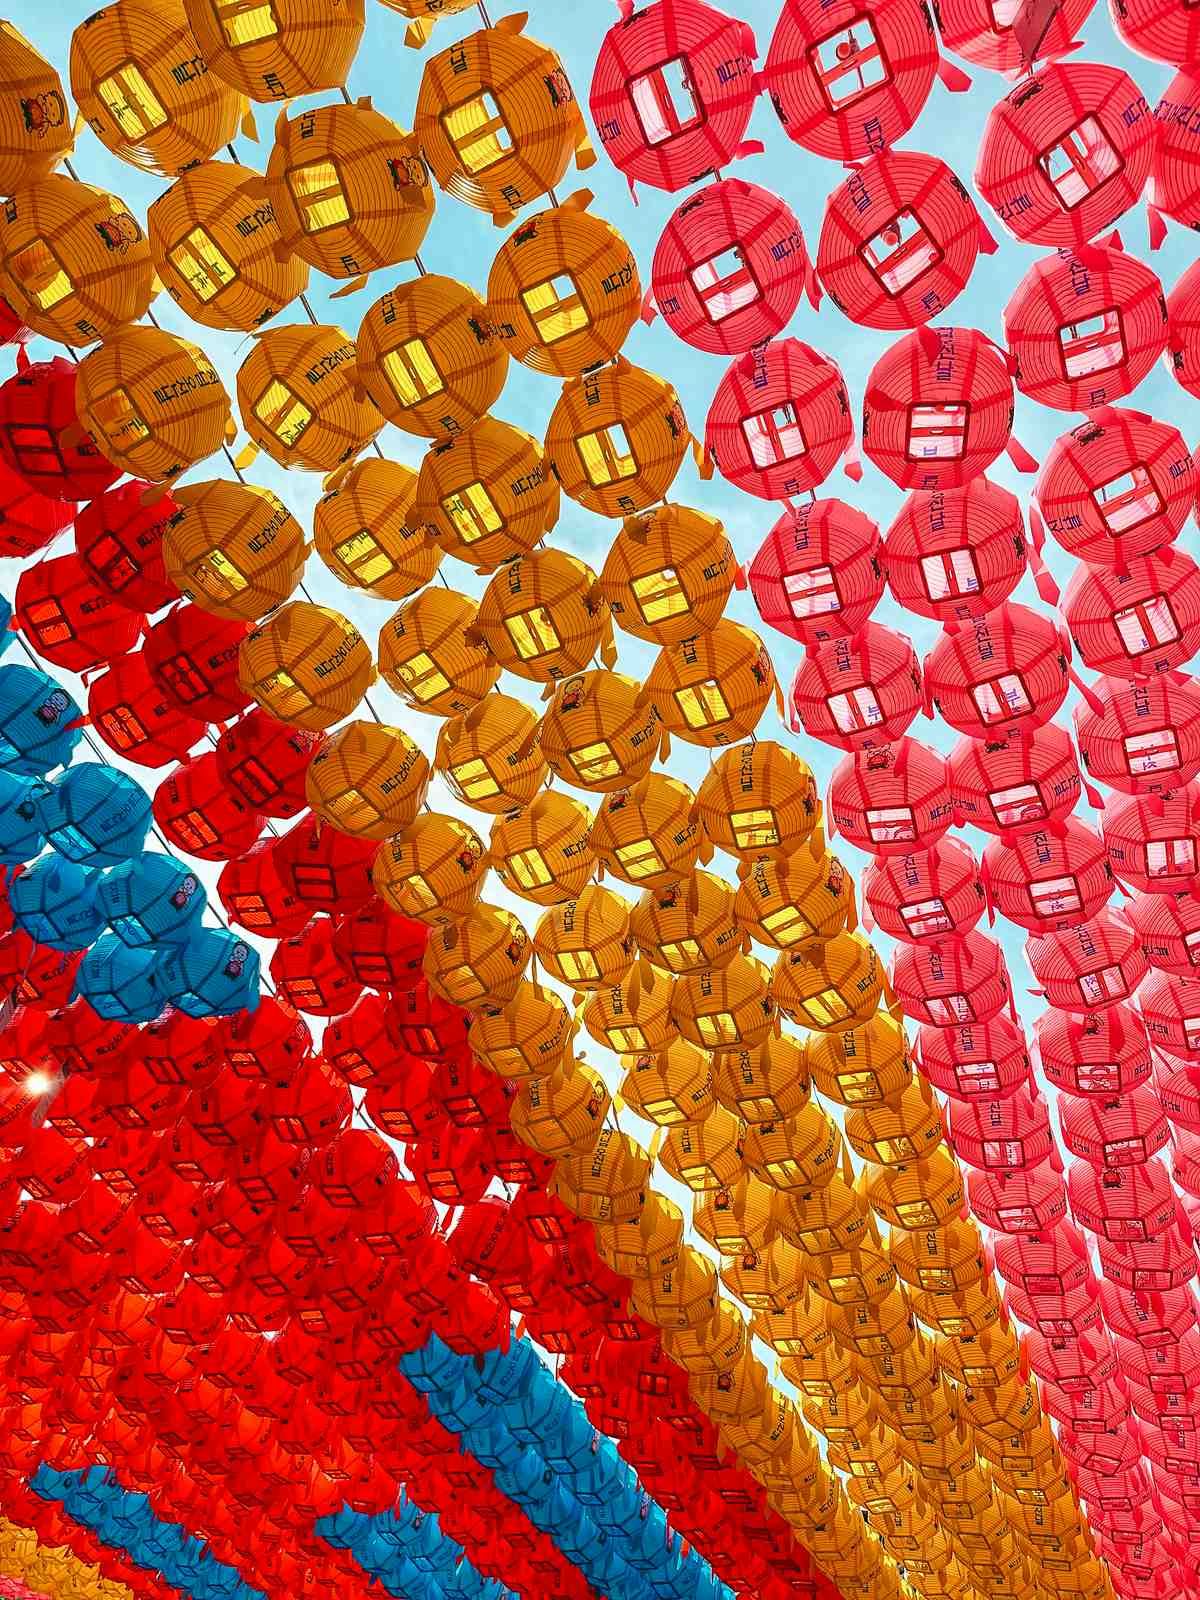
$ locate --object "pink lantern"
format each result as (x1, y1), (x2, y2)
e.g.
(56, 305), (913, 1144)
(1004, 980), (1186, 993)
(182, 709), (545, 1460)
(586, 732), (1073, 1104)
(1036, 1003), (1152, 1098)
(1026, 908), (1148, 1013)
(888, 929), (1009, 1026)
(827, 738), (950, 858)
(748, 497), (883, 646)
(1074, 672), (1200, 797)
(790, 621), (922, 752)
(916, 1014), (1030, 1100)
(1102, 785), (1200, 896)
(862, 835), (983, 944)
(981, 816), (1113, 934)
(948, 721), (1082, 840)
(924, 602), (1069, 741)
(1063, 545), (1200, 680)
(883, 476), (1025, 624)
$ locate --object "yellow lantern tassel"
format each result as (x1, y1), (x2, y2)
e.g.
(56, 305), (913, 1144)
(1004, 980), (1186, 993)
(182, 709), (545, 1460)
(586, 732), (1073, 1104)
(330, 274), (370, 300)
(234, 442), (260, 471)
(404, 18), (434, 45)
(242, 103), (259, 142)
(575, 130), (598, 171)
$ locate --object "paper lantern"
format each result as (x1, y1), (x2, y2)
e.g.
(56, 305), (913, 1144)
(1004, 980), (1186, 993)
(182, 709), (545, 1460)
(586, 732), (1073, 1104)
(73, 481), (179, 615)
(9, 859), (102, 953)
(0, 23), (72, 196)
(981, 816), (1112, 936)
(791, 621), (922, 752)
(217, 839), (307, 937)
(773, 931), (881, 1034)
(0, 769), (46, 866)
(589, 773), (698, 891)
(379, 591), (500, 728)
(598, 503), (734, 645)
(304, 720), (430, 840)
(1027, 907), (1147, 1013)
(889, 929), (1009, 1026)
(1110, 0), (1200, 63)
(581, 963), (678, 1053)
(742, 1101), (841, 1196)
(735, 840), (853, 953)
(925, 603), (1069, 741)
(272, 810), (378, 914)
(468, 980), (571, 1079)
(73, 936), (163, 1022)
(183, 0), (365, 100)
(370, 811), (487, 926)
(1064, 546), (1200, 680)
(538, 670), (662, 795)
(38, 764), (151, 866)
(0, 667), (82, 782)
(87, 654), (199, 770)
(1068, 1150), (1174, 1238)
(826, 738), (949, 858)
(532, 885), (633, 993)
(69, 0), (241, 176)
(645, 619), (775, 749)
(949, 722), (1082, 843)
(510, 1061), (609, 1158)
(545, 359), (687, 519)
(709, 1032), (810, 1124)
(236, 323), (382, 473)
(884, 477), (1025, 626)
(946, 1084), (1051, 1175)
(414, 16), (590, 221)
(670, 952), (775, 1051)
(313, 460), (438, 605)
(1074, 671), (1200, 796)
(422, 902), (531, 1012)
(475, 549), (609, 687)
(618, 1037), (710, 1127)
(0, 457), (72, 561)
(705, 338), (851, 501)
(1005, 245), (1167, 413)
(490, 792), (595, 907)
(748, 498), (883, 649)
(935, 0), (1093, 73)
(631, 870), (738, 974)
(162, 479), (307, 623)
(97, 850), (205, 950)
(269, 917), (361, 1017)
(144, 602), (251, 722)
(630, 1243), (720, 1333)
(1148, 71), (1200, 239)
(153, 751), (263, 861)
(1128, 887), (1200, 977)
(808, 1011), (910, 1106)
(77, 326), (231, 483)
(0, 356), (119, 502)
(0, 175), (154, 347)
(435, 693), (546, 814)
(1102, 785), (1200, 895)
(862, 835), (983, 945)
(14, 553), (141, 672)
(331, 900), (425, 990)
(696, 739), (819, 863)
(412, 416), (557, 571)
(238, 602), (374, 731)
(214, 710), (322, 820)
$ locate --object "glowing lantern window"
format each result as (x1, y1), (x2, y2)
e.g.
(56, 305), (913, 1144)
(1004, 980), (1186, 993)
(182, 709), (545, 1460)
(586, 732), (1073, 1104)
(763, 906), (811, 945)
(900, 897), (951, 939)
(334, 530), (394, 587)
(659, 939), (704, 972)
(402, 874), (437, 911)
(443, 481), (501, 542)
(322, 788), (376, 829)
(743, 403), (805, 467)
(829, 684), (885, 735)
(450, 758), (500, 802)
(292, 864), (335, 900)
(557, 949), (600, 983)
(692, 246), (760, 322)
(1114, 595), (1179, 656)
(215, 0), (279, 44)
(505, 609), (561, 661)
(174, 809), (219, 851)
(1148, 839), (1196, 879)
(570, 741), (620, 784)
(922, 548), (981, 603)
(98, 63), (167, 140)
(509, 848), (552, 891)
(1038, 120), (1121, 210)
(867, 805), (915, 843)
(616, 839), (663, 878)
(442, 92), (512, 175)
(989, 782), (1045, 829)
(521, 275), (589, 344)
(1123, 727), (1179, 776)
(578, 422), (637, 486)
(732, 808), (779, 850)
(972, 672), (1033, 725)
(5, 424), (66, 476)
(98, 702), (148, 753)
(259, 669), (312, 719)
(287, 161), (351, 233)
(784, 566), (841, 618)
(675, 679), (731, 730)
(810, 20), (890, 111)
(608, 1022), (646, 1050)
(762, 1155), (806, 1185)
(861, 211), (941, 296)
(1059, 309), (1124, 380)
(442, 964), (487, 1002)
(803, 987), (852, 1027)
(927, 993), (973, 1025)
(1093, 467), (1162, 535)
(394, 651), (450, 704)
(381, 340), (444, 407)
(91, 388), (151, 450)
(8, 240), (71, 311)
(193, 549), (249, 600)
(897, 1198), (940, 1228)
(254, 381), (312, 447)
(1079, 964), (1127, 1005)
(23, 596), (71, 649)
(167, 229), (237, 303)
(632, 567), (688, 624)
(907, 403), (967, 460)
(1030, 876), (1081, 919)
(695, 1010), (739, 1046)
(630, 57), (702, 146)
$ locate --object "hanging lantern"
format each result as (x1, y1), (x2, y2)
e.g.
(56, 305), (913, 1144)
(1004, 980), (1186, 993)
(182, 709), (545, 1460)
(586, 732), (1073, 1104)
(924, 602), (1068, 741)
(421, 902), (530, 1012)
(631, 870), (739, 973)
(646, 619), (776, 750)
(948, 720), (1082, 838)
(827, 737), (949, 857)
(468, 980), (571, 1079)
(1074, 671), (1200, 796)
(183, 0), (364, 100)
(76, 326), (231, 483)
(1167, 260), (1200, 402)
(0, 665), (82, 780)
(13, 552), (141, 672)
(581, 962), (678, 1053)
(435, 693), (546, 813)
(733, 840), (852, 950)
(670, 952), (776, 1052)
(862, 835), (983, 944)
(598, 503), (734, 645)
(0, 356), (120, 502)
(791, 621), (923, 752)
(153, 751), (263, 861)
(545, 359), (687, 519)
(273, 809), (378, 913)
(590, 773), (699, 890)
(1004, 245), (1167, 413)
(474, 549), (609, 685)
(709, 1031), (810, 1122)
(162, 479), (307, 622)
(144, 602), (251, 722)
(533, 885), (633, 992)
(620, 1037), (712, 1126)
(706, 339), (851, 502)
(331, 899), (425, 990)
(697, 739), (819, 863)
(38, 763), (151, 865)
(238, 602), (374, 731)
(883, 476), (1025, 623)
(947, 1084), (1052, 1174)
(1064, 546), (1200, 680)
(0, 24), (72, 196)
(217, 838), (308, 937)
(889, 929), (1009, 1026)
(370, 811), (487, 925)
(412, 416), (557, 571)
(0, 457), (73, 562)
(539, 670), (661, 794)
(808, 1011), (911, 1106)
(270, 917), (361, 1017)
(1109, 0), (1199, 64)
(490, 791), (595, 907)
(0, 176), (154, 346)
(1102, 785), (1200, 895)
(9, 858), (103, 953)
(215, 709), (322, 820)
(1026, 908), (1147, 1012)
(414, 16), (591, 222)
(935, 0), (1092, 73)
(749, 498), (883, 648)
(98, 850), (205, 949)
(313, 457), (439, 602)
(510, 1060), (609, 1158)
(304, 720), (430, 840)
(742, 1101), (841, 1194)
(73, 481), (180, 615)
(916, 1013), (1028, 1102)
(659, 1105), (745, 1193)
(89, 652), (203, 768)
(236, 323), (382, 474)
(773, 931), (881, 1032)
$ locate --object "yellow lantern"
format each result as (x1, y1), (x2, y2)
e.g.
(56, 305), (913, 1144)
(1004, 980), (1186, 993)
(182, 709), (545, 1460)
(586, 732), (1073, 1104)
(532, 884), (634, 993)
(733, 841), (852, 951)
(658, 1104), (745, 1193)
(538, 670), (661, 794)
(696, 740), (820, 864)
(619, 1037), (711, 1127)
(377, 588), (499, 718)
(468, 980), (572, 1080)
(660, 1296), (746, 1375)
(776, 1164), (875, 1257)
(70, 0), (241, 176)
(937, 1324), (1022, 1389)
(645, 619), (776, 750)
(148, 159), (309, 333)
(183, 0), (365, 101)
(599, 503), (735, 645)
(773, 932), (882, 1033)
(266, 100), (433, 278)
(668, 953), (776, 1053)
(888, 1218), (986, 1297)
(845, 1082), (946, 1168)
(371, 811), (487, 926)
(0, 24), (72, 197)
(0, 175), (154, 345)
(413, 417), (557, 572)
(509, 1059), (609, 1157)
(628, 1243), (718, 1330)
(237, 601), (374, 731)
(490, 791), (595, 907)
(722, 1235), (808, 1315)
(716, 1389), (798, 1472)
(545, 358), (687, 519)
(303, 720), (430, 840)
(76, 326), (230, 483)
(590, 773), (699, 890)
(630, 871), (741, 976)
(805, 1243), (897, 1309)
(708, 1032), (810, 1124)
(689, 1350), (768, 1420)
(828, 1289), (917, 1361)
(355, 275), (507, 439)
(591, 1190), (683, 1280)
(474, 548), (610, 683)
(801, 1380), (877, 1449)
(742, 1101), (841, 1194)
(162, 479), (307, 621)
(807, 1011), (912, 1107)
(422, 901), (529, 1011)
(865, 1146), (965, 1233)
(375, 0), (475, 48)
(313, 457), (439, 601)
(551, 1127), (650, 1224)
(486, 191), (639, 376)
(434, 694), (546, 814)
(581, 963), (677, 1054)
(237, 323), (382, 473)
(413, 15), (592, 223)
(692, 1174), (776, 1258)
(962, 1376), (1040, 1441)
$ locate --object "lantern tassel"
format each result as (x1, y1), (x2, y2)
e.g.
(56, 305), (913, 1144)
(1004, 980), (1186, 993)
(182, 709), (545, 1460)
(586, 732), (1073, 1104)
(1148, 203), (1168, 252)
(404, 17), (434, 45)
(1005, 436), (1038, 473)
(935, 56), (971, 91)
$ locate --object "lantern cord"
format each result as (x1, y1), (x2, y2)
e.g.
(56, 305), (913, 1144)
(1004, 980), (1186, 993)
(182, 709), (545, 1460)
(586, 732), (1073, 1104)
(298, 293), (321, 325)
(221, 445), (248, 486)
(226, 145), (238, 163)
(413, 254), (428, 277)
(477, 2), (493, 23)
(62, 158), (81, 183)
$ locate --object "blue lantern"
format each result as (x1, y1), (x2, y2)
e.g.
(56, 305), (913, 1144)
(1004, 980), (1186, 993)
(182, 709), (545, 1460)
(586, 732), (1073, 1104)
(157, 927), (260, 1018)
(8, 857), (104, 950)
(0, 593), (12, 658)
(0, 770), (48, 864)
(97, 851), (206, 948)
(38, 764), (152, 866)
(0, 664), (82, 776)
(73, 935), (165, 1022)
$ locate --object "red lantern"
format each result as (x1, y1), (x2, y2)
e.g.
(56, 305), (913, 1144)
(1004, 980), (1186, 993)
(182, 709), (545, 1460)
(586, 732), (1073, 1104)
(312, 1128), (398, 1211)
(932, 0), (1092, 78)
(862, 834), (983, 943)
(270, 919), (364, 1018)
(969, 1159), (1066, 1235)
(89, 651), (206, 768)
(1063, 546), (1200, 680)
(1110, 0), (1200, 68)
(153, 752), (264, 862)
(861, 325), (1015, 490)
(982, 817), (1113, 934)
(764, 0), (936, 163)
(217, 841), (310, 939)
(264, 1057), (353, 1147)
(1034, 406), (1195, 567)
(889, 929), (1009, 1026)
(0, 456), (72, 560)
(1027, 908), (1148, 1012)
(588, 0), (758, 192)
(748, 497), (882, 645)
(364, 1057), (443, 1144)
(14, 552), (141, 672)
(0, 356), (119, 503)
(224, 1126), (309, 1216)
(917, 1014), (1030, 1100)
(924, 602), (1068, 740)
(818, 150), (983, 330)
(948, 721), (1083, 838)
(216, 994), (311, 1081)
(1074, 671), (1200, 796)
(883, 477), (1025, 623)
(408, 1126), (491, 1204)
(651, 179), (808, 354)
(1167, 259), (1200, 401)
(331, 902), (427, 991)
(790, 621), (922, 752)
(976, 63), (1154, 249)
(355, 1177), (434, 1260)
(186, 1072), (266, 1151)
(41, 1001), (135, 1078)
(1004, 245), (1167, 413)
(1070, 1153), (1176, 1241)
(1102, 785), (1200, 895)
(1129, 889), (1200, 976)
(389, 980), (470, 1059)
(74, 481), (181, 614)
(140, 1010), (222, 1090)
(272, 814), (379, 915)
(1154, 1052), (1200, 1132)
(323, 994), (409, 1090)
(1152, 71), (1200, 234)
(826, 737), (950, 855)
(9, 1127), (89, 1205)
(705, 339), (852, 501)
(1060, 1086), (1170, 1168)
(949, 1084), (1053, 1172)
(144, 604), (252, 723)
(215, 710), (324, 820)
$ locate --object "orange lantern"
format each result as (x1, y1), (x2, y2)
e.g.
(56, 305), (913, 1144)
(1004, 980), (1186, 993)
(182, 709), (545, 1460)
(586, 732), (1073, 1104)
(620, 1037), (712, 1127)
(599, 502), (736, 644)
(628, 1243), (718, 1329)
(659, 1105), (745, 1193)
(645, 619), (776, 749)
(237, 323), (382, 473)
(510, 1058), (609, 1157)
(474, 547), (611, 683)
(581, 963), (678, 1054)
(593, 1190), (684, 1280)
(807, 1012), (911, 1107)
(312, 457), (439, 601)
(0, 23), (72, 196)
(696, 740), (820, 863)
(162, 479), (307, 621)
(376, 588), (500, 718)
(845, 1083), (946, 1168)
(370, 811), (487, 926)
(468, 979), (572, 1079)
(662, 1296), (747, 1374)
(489, 791), (595, 907)
(538, 669), (662, 793)
(532, 884), (634, 992)
(709, 1032), (810, 1124)
(551, 1126), (651, 1224)
(630, 871), (742, 974)
(434, 694), (546, 814)
(590, 773), (700, 889)
(183, 0), (365, 102)
(303, 719), (431, 840)
(237, 601), (374, 731)
(773, 933), (882, 1033)
(412, 416), (557, 571)
(669, 953), (777, 1053)
(733, 842), (852, 950)
(422, 902), (530, 1012)
(545, 358), (688, 518)
(743, 1101), (842, 1193)
(693, 1173), (777, 1257)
